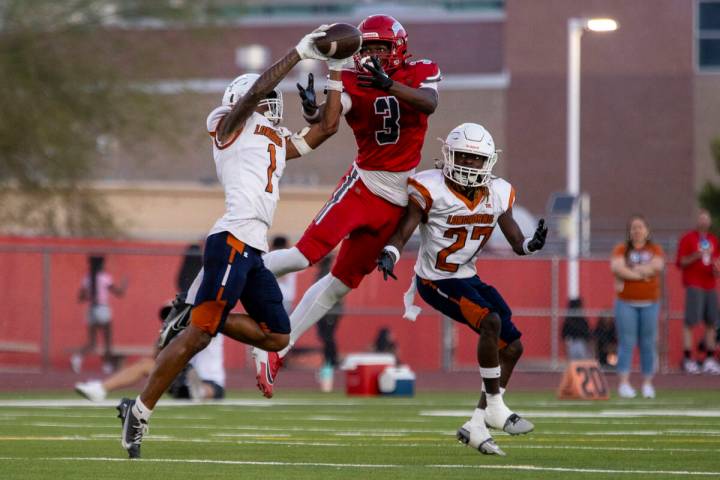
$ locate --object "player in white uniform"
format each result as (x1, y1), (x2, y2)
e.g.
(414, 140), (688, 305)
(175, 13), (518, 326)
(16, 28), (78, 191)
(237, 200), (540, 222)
(118, 27), (347, 459)
(377, 123), (548, 456)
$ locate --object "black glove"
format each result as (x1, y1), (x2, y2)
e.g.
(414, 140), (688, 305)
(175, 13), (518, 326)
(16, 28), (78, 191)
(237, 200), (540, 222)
(526, 218), (548, 253)
(376, 248), (398, 281)
(357, 56), (394, 91)
(297, 73), (318, 117)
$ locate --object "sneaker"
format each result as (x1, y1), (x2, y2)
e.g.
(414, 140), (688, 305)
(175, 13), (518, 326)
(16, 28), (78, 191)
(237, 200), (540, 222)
(157, 295), (192, 349)
(641, 383), (656, 399)
(702, 357), (720, 375)
(253, 348), (283, 399)
(618, 382), (637, 398)
(70, 353), (83, 374)
(485, 397), (534, 435)
(682, 358), (701, 374)
(75, 381), (107, 402)
(185, 366), (205, 401)
(456, 420), (505, 456)
(117, 397), (148, 459)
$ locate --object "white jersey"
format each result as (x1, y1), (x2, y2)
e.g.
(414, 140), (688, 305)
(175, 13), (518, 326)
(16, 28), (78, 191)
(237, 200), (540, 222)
(206, 106), (288, 252)
(408, 169), (515, 281)
(190, 334), (225, 387)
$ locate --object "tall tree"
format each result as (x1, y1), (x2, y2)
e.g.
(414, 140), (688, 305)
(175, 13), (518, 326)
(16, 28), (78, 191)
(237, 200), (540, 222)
(0, 0), (181, 236)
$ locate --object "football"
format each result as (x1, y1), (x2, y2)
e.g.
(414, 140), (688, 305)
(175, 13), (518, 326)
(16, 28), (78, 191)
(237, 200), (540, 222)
(315, 23), (362, 60)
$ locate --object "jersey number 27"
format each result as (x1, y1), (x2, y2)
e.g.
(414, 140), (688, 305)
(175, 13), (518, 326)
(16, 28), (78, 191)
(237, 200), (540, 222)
(436, 226), (494, 273)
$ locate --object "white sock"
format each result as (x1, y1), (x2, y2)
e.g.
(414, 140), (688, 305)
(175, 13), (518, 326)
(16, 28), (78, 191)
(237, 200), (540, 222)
(263, 247), (309, 278)
(132, 396), (153, 422)
(486, 393), (505, 409)
(279, 274), (350, 357)
(470, 408), (485, 425)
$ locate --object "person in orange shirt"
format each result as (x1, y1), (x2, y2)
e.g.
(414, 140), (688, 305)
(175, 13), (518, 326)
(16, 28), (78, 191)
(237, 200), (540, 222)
(610, 215), (665, 398)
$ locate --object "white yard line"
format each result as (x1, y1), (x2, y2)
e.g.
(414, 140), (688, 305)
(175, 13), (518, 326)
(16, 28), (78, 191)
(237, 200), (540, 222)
(420, 409), (720, 418)
(0, 456), (718, 476)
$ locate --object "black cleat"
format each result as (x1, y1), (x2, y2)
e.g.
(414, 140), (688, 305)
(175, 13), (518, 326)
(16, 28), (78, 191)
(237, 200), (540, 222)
(117, 397), (148, 459)
(157, 294), (192, 350)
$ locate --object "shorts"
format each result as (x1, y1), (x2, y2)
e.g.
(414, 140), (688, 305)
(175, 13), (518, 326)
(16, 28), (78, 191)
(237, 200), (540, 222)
(88, 304), (112, 325)
(186, 231), (290, 336)
(415, 275), (522, 348)
(684, 286), (720, 327)
(296, 167), (405, 289)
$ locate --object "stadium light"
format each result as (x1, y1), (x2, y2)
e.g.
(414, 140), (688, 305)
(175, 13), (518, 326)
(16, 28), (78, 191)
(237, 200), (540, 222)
(566, 17), (618, 300)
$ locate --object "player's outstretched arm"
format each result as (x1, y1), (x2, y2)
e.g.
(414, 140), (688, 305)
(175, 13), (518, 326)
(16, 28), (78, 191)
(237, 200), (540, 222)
(377, 200), (424, 280)
(498, 209), (548, 256)
(358, 56), (438, 114)
(217, 29), (328, 143)
(287, 68), (343, 160)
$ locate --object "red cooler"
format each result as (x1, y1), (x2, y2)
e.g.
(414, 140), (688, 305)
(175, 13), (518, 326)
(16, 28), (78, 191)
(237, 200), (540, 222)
(341, 353), (396, 396)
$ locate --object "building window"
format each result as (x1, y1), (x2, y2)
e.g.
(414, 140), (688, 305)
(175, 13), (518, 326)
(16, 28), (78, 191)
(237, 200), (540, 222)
(698, 0), (720, 70)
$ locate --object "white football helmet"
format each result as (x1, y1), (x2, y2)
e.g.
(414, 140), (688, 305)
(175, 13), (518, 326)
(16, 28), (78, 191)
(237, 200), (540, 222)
(222, 73), (283, 125)
(441, 123), (498, 187)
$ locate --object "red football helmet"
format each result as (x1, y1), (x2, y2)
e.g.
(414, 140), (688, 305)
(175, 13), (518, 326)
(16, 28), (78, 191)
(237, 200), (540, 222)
(354, 15), (409, 73)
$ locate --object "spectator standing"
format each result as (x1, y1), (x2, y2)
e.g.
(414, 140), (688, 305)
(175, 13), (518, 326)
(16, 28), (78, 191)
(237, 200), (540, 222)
(561, 298), (592, 360)
(72, 255), (127, 373)
(676, 209), (720, 374)
(610, 215), (665, 398)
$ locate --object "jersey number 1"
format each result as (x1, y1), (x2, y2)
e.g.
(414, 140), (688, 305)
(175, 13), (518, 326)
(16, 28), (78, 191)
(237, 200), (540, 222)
(374, 96), (400, 145)
(435, 226), (494, 273)
(265, 144), (277, 193)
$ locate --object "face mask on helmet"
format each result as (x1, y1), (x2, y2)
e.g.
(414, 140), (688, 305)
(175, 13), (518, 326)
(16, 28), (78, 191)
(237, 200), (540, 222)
(354, 15), (408, 73)
(440, 124), (499, 188)
(222, 74), (283, 125)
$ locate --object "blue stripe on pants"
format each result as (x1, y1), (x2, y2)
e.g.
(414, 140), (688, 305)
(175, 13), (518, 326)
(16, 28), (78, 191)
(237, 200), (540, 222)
(614, 299), (659, 376)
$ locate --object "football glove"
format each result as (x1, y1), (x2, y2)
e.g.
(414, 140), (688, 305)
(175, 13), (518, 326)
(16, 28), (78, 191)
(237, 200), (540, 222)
(295, 27), (329, 61)
(297, 73), (318, 117)
(357, 56), (394, 91)
(526, 218), (548, 253)
(376, 248), (398, 281)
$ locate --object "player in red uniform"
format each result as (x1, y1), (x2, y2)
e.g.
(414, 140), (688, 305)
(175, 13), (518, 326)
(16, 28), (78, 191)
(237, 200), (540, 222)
(253, 14), (441, 397)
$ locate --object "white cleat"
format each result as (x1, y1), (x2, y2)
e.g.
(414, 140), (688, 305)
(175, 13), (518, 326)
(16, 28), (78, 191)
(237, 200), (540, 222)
(456, 421), (505, 456)
(74, 381), (107, 402)
(485, 400), (534, 435)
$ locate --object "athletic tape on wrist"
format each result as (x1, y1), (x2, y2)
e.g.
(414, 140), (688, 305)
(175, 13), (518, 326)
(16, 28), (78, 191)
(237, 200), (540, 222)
(326, 79), (344, 92)
(522, 238), (536, 255)
(290, 126), (313, 156)
(383, 245), (400, 265)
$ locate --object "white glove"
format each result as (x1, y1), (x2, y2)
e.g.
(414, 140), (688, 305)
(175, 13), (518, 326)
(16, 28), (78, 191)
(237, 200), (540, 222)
(295, 25), (330, 61)
(327, 57), (348, 72)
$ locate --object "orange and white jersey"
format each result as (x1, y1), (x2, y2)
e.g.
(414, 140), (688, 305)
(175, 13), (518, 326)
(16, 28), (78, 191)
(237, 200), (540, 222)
(408, 169), (515, 280)
(206, 106), (288, 253)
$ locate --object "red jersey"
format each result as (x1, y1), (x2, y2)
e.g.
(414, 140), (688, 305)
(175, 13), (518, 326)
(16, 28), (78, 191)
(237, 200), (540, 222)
(676, 230), (719, 289)
(341, 59), (441, 172)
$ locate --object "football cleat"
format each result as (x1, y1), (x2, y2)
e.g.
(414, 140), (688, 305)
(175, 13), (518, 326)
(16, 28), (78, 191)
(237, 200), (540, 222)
(485, 400), (534, 435)
(75, 381), (106, 402)
(117, 397), (148, 459)
(457, 421), (505, 456)
(157, 295), (192, 350)
(253, 348), (283, 399)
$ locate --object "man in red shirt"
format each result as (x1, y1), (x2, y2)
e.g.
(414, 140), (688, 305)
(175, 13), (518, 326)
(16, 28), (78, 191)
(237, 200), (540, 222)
(253, 15), (441, 397)
(676, 209), (720, 374)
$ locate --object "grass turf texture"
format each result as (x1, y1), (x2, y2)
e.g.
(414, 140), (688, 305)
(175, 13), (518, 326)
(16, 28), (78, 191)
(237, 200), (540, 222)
(0, 390), (719, 479)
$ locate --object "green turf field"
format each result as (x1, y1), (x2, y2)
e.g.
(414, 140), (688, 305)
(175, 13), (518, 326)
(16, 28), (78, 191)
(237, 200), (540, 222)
(1, 390), (719, 479)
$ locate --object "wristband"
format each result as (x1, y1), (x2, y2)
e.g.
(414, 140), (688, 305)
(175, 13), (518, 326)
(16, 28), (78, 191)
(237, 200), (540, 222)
(383, 245), (400, 264)
(325, 79), (344, 92)
(522, 238), (535, 255)
(289, 127), (313, 156)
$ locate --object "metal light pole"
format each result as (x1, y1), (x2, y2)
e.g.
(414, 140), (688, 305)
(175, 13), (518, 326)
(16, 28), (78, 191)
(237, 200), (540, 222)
(566, 17), (618, 300)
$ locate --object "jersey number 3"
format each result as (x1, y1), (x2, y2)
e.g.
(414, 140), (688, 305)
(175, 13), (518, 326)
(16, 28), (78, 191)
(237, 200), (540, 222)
(436, 226), (494, 273)
(374, 96), (400, 145)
